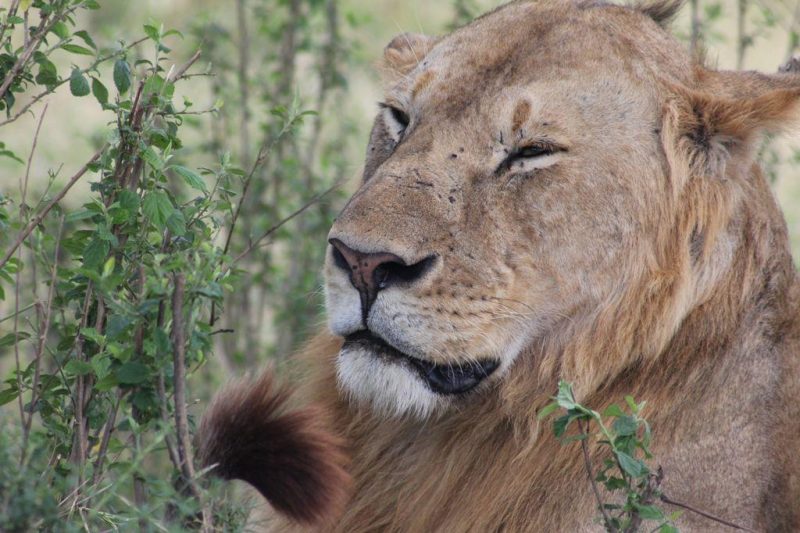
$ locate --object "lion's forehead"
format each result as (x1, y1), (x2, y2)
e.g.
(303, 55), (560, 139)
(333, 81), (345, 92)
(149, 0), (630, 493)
(397, 1), (691, 116)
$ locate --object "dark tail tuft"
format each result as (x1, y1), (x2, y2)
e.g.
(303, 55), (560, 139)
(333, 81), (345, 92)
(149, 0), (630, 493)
(198, 371), (350, 526)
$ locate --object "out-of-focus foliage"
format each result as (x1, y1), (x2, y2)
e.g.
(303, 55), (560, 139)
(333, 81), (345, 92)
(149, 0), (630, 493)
(0, 0), (798, 530)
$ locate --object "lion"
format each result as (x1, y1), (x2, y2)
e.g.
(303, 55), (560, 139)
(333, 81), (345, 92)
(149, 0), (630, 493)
(199, 0), (800, 530)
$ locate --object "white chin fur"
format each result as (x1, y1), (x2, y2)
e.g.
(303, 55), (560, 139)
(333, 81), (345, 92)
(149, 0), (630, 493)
(336, 346), (441, 419)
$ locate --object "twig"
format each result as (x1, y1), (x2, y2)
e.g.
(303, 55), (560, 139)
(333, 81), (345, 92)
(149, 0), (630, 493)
(89, 389), (125, 486)
(0, 10), (53, 99)
(784, 0), (800, 62)
(577, 419), (616, 532)
(236, 0), (252, 168)
(154, 300), (181, 472)
(0, 37), (148, 128)
(0, 145), (106, 271)
(0, 302), (36, 323)
(13, 103), (48, 459)
(209, 113), (311, 326)
(231, 179), (342, 265)
(166, 49), (202, 84)
(22, 213), (63, 461)
(736, 0), (748, 69)
(660, 494), (758, 532)
(0, 0), (21, 48)
(171, 273), (213, 532)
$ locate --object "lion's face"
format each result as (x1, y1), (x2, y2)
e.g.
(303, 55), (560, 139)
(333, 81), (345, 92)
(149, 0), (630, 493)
(324, 1), (699, 417)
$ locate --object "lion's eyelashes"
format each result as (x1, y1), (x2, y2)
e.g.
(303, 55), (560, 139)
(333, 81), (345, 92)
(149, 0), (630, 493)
(378, 102), (410, 128)
(496, 141), (566, 176)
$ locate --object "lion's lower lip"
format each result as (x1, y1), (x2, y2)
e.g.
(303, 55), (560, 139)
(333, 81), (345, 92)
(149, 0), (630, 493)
(342, 331), (499, 395)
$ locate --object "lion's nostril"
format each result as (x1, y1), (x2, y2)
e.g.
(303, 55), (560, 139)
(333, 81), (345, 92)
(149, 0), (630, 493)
(378, 256), (436, 286)
(329, 238), (437, 323)
(331, 245), (352, 273)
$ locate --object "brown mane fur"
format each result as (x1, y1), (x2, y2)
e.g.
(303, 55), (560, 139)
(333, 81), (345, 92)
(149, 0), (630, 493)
(202, 1), (800, 530)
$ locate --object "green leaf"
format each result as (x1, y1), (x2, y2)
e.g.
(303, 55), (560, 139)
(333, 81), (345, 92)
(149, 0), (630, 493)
(0, 387), (19, 406)
(80, 327), (105, 346)
(116, 362), (149, 385)
(140, 146), (163, 170)
(102, 256), (116, 278)
(625, 395), (638, 413)
(0, 331), (30, 348)
(51, 21), (69, 39)
(91, 354), (112, 380)
(602, 404), (625, 418)
(604, 476), (627, 490)
(172, 165), (208, 193)
(537, 401), (559, 420)
(66, 209), (96, 223)
(64, 360), (93, 376)
(61, 44), (95, 56)
(143, 24), (160, 42)
(73, 30), (97, 50)
(142, 74), (165, 97)
(0, 148), (24, 164)
(612, 415), (638, 437)
(91, 77), (108, 105)
(634, 504), (664, 521)
(553, 413), (580, 438)
(83, 237), (109, 270)
(113, 59), (131, 94)
(659, 524), (679, 533)
(142, 190), (173, 229)
(166, 210), (186, 236)
(555, 380), (576, 409)
(69, 68), (90, 97)
(615, 450), (646, 478)
(34, 56), (58, 87)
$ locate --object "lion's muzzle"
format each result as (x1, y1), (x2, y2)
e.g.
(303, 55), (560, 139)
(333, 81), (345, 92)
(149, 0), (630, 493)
(343, 330), (499, 395)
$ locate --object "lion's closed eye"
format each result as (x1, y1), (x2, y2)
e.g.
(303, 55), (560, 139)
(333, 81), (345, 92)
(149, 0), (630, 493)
(497, 141), (566, 175)
(380, 102), (410, 142)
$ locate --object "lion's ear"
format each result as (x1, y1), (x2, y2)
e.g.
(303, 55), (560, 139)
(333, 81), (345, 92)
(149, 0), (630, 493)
(381, 33), (439, 83)
(664, 73), (800, 181)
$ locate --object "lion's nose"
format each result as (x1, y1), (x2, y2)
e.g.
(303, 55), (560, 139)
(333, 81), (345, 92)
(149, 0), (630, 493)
(329, 238), (436, 322)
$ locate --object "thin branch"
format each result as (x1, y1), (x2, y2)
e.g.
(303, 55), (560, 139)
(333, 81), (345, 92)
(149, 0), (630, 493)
(69, 281), (94, 494)
(577, 419), (616, 532)
(0, 302), (36, 323)
(22, 213), (63, 460)
(0, 37), (148, 128)
(660, 494), (758, 532)
(89, 389), (125, 486)
(0, 11), (53, 99)
(166, 49), (202, 84)
(784, 0), (800, 62)
(231, 179), (341, 265)
(236, 0), (252, 168)
(736, 0), (748, 69)
(0, 145), (106, 272)
(14, 102), (49, 463)
(171, 273), (213, 532)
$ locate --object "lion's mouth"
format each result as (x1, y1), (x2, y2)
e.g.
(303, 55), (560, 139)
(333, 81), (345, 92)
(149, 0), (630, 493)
(342, 331), (499, 395)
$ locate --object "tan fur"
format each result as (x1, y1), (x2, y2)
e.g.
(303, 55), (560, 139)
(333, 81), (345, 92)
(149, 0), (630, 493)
(260, 1), (800, 530)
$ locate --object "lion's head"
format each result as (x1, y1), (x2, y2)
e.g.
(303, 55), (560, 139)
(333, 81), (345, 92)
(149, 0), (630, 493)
(324, 0), (800, 418)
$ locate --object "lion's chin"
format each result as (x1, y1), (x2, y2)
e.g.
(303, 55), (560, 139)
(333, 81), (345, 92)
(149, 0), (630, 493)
(335, 331), (499, 419)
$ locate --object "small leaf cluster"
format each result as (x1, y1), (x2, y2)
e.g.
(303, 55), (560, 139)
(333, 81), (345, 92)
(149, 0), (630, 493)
(539, 382), (681, 533)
